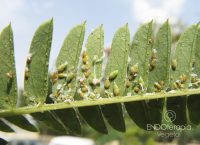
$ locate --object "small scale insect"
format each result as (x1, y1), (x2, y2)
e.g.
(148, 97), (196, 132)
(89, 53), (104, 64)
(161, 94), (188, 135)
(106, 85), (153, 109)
(133, 86), (140, 93)
(149, 58), (157, 71)
(81, 85), (88, 93)
(149, 49), (157, 71)
(109, 70), (118, 81)
(78, 91), (84, 99)
(25, 67), (29, 80)
(130, 64), (138, 75)
(82, 56), (88, 64)
(81, 64), (90, 72)
(50, 71), (58, 84)
(57, 61), (68, 73)
(82, 50), (87, 58)
(128, 74), (137, 81)
(179, 74), (187, 83)
(84, 70), (91, 78)
(148, 38), (153, 44)
(192, 82), (199, 88)
(58, 73), (67, 79)
(89, 78), (94, 86)
(175, 80), (184, 88)
(172, 82), (178, 89)
(171, 59), (177, 71)
(191, 76), (197, 83)
(154, 82), (162, 90)
(126, 79), (131, 88)
(6, 71), (13, 79)
(88, 93), (96, 100)
(67, 83), (72, 88)
(27, 53), (33, 64)
(138, 77), (144, 90)
(104, 79), (110, 89)
(151, 49), (157, 59)
(82, 51), (88, 64)
(113, 83), (120, 96)
(66, 73), (74, 83)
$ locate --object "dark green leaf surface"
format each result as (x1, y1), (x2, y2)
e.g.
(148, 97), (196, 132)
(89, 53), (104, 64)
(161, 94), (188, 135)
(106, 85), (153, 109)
(187, 94), (200, 124)
(124, 21), (153, 130)
(0, 24), (17, 109)
(188, 27), (200, 125)
(24, 19), (53, 105)
(0, 138), (7, 145)
(101, 24), (130, 132)
(31, 111), (67, 133)
(53, 109), (81, 134)
(0, 119), (14, 132)
(147, 21), (172, 126)
(78, 25), (107, 134)
(167, 24), (199, 125)
(5, 115), (38, 132)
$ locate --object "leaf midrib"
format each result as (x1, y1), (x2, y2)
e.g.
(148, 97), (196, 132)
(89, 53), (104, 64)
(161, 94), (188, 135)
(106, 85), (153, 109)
(1, 88), (200, 117)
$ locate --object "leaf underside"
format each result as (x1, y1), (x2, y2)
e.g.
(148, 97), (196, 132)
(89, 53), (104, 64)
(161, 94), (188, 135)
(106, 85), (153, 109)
(0, 20), (200, 136)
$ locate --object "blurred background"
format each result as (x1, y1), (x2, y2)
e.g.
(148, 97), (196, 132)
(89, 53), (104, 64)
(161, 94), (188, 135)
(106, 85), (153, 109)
(0, 0), (200, 144)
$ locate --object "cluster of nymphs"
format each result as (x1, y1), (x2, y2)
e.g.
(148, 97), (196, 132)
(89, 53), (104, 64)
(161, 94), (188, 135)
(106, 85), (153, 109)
(125, 63), (145, 94)
(103, 70), (120, 97)
(48, 45), (200, 103)
(124, 48), (158, 94)
(77, 50), (102, 100)
(50, 61), (75, 103)
(170, 58), (200, 90)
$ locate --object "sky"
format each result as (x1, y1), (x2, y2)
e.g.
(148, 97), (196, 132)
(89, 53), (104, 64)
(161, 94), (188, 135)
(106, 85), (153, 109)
(0, 0), (199, 88)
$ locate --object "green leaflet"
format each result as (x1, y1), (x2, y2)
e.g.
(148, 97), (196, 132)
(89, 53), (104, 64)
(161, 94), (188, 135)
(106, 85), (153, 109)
(167, 24), (199, 125)
(86, 25), (103, 78)
(0, 23), (40, 133)
(148, 20), (172, 92)
(5, 115), (38, 132)
(0, 24), (17, 109)
(146, 21), (172, 126)
(188, 27), (200, 125)
(51, 22), (85, 101)
(0, 119), (14, 132)
(124, 21), (153, 130)
(24, 19), (53, 105)
(31, 111), (67, 133)
(77, 25), (107, 133)
(51, 22), (86, 134)
(101, 24), (130, 132)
